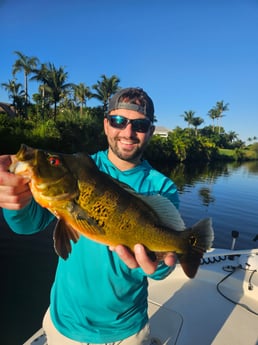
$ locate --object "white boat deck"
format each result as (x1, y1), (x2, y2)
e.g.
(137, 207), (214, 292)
(24, 249), (258, 345)
(148, 249), (258, 345)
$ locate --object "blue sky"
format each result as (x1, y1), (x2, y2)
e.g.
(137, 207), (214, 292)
(1, 0), (257, 141)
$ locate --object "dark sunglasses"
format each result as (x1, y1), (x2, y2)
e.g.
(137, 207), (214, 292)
(106, 115), (152, 133)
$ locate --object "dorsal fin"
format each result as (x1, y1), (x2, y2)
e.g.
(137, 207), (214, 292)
(139, 194), (185, 230)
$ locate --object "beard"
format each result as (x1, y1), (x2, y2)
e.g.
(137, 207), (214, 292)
(107, 135), (148, 163)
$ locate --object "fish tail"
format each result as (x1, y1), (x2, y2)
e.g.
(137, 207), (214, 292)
(178, 218), (214, 278)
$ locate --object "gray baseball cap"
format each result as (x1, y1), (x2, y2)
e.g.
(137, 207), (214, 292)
(107, 87), (155, 122)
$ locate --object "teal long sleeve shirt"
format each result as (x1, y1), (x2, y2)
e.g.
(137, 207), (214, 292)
(3, 150), (179, 343)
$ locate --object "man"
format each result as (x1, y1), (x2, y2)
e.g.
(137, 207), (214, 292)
(0, 87), (179, 345)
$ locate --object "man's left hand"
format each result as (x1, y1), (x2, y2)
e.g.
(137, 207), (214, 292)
(110, 244), (176, 275)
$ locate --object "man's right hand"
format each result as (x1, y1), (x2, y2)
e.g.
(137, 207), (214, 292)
(0, 155), (32, 210)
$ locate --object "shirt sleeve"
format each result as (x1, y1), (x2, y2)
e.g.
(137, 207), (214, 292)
(2, 198), (55, 234)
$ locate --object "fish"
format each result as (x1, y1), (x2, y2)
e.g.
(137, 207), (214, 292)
(10, 144), (214, 278)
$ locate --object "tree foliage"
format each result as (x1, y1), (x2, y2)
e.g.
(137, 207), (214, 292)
(0, 51), (257, 162)
(92, 74), (120, 113)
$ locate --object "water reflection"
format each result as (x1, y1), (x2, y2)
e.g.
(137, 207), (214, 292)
(166, 161), (230, 192)
(198, 187), (215, 207)
(155, 160), (258, 250)
(230, 160), (258, 174)
(161, 160), (258, 191)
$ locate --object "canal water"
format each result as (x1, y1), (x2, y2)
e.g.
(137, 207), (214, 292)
(167, 160), (258, 250)
(0, 160), (258, 344)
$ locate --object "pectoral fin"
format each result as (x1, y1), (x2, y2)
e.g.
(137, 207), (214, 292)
(74, 212), (106, 235)
(72, 203), (106, 236)
(53, 219), (80, 260)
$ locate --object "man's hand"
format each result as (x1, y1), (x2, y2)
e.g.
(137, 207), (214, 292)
(0, 155), (32, 210)
(110, 244), (176, 275)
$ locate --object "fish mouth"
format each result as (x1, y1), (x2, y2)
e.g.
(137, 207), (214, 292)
(10, 155), (78, 202)
(16, 144), (36, 161)
(9, 161), (32, 177)
(9, 144), (37, 177)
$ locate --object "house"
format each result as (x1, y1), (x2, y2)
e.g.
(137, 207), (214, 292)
(0, 102), (16, 117)
(153, 126), (171, 138)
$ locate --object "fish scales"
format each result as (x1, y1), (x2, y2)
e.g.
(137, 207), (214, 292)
(81, 185), (172, 250)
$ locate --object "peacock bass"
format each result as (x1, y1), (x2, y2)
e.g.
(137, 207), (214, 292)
(9, 144), (214, 278)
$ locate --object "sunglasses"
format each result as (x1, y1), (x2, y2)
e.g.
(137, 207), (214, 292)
(106, 115), (152, 133)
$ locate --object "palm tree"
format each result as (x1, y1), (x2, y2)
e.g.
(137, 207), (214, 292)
(30, 63), (49, 118)
(32, 63), (73, 119)
(73, 83), (92, 117)
(12, 51), (39, 112)
(207, 108), (219, 132)
(227, 131), (238, 143)
(1, 79), (23, 100)
(191, 116), (204, 136)
(1, 79), (24, 115)
(92, 74), (120, 113)
(214, 100), (229, 134)
(180, 110), (195, 128)
(46, 64), (73, 118)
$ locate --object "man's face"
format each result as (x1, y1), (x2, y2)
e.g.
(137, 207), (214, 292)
(104, 109), (154, 165)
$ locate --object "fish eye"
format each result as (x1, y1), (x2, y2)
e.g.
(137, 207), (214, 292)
(48, 156), (61, 166)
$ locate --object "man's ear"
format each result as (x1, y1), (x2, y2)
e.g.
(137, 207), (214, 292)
(103, 118), (109, 135)
(150, 125), (155, 136)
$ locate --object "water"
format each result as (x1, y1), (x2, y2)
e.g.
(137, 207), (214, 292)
(164, 160), (258, 250)
(0, 161), (258, 345)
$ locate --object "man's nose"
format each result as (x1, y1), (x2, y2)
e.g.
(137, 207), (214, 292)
(121, 122), (135, 136)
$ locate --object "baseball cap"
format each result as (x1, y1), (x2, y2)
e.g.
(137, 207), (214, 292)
(107, 87), (155, 122)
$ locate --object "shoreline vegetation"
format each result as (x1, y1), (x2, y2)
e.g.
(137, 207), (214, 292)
(0, 51), (257, 162)
(0, 111), (257, 163)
